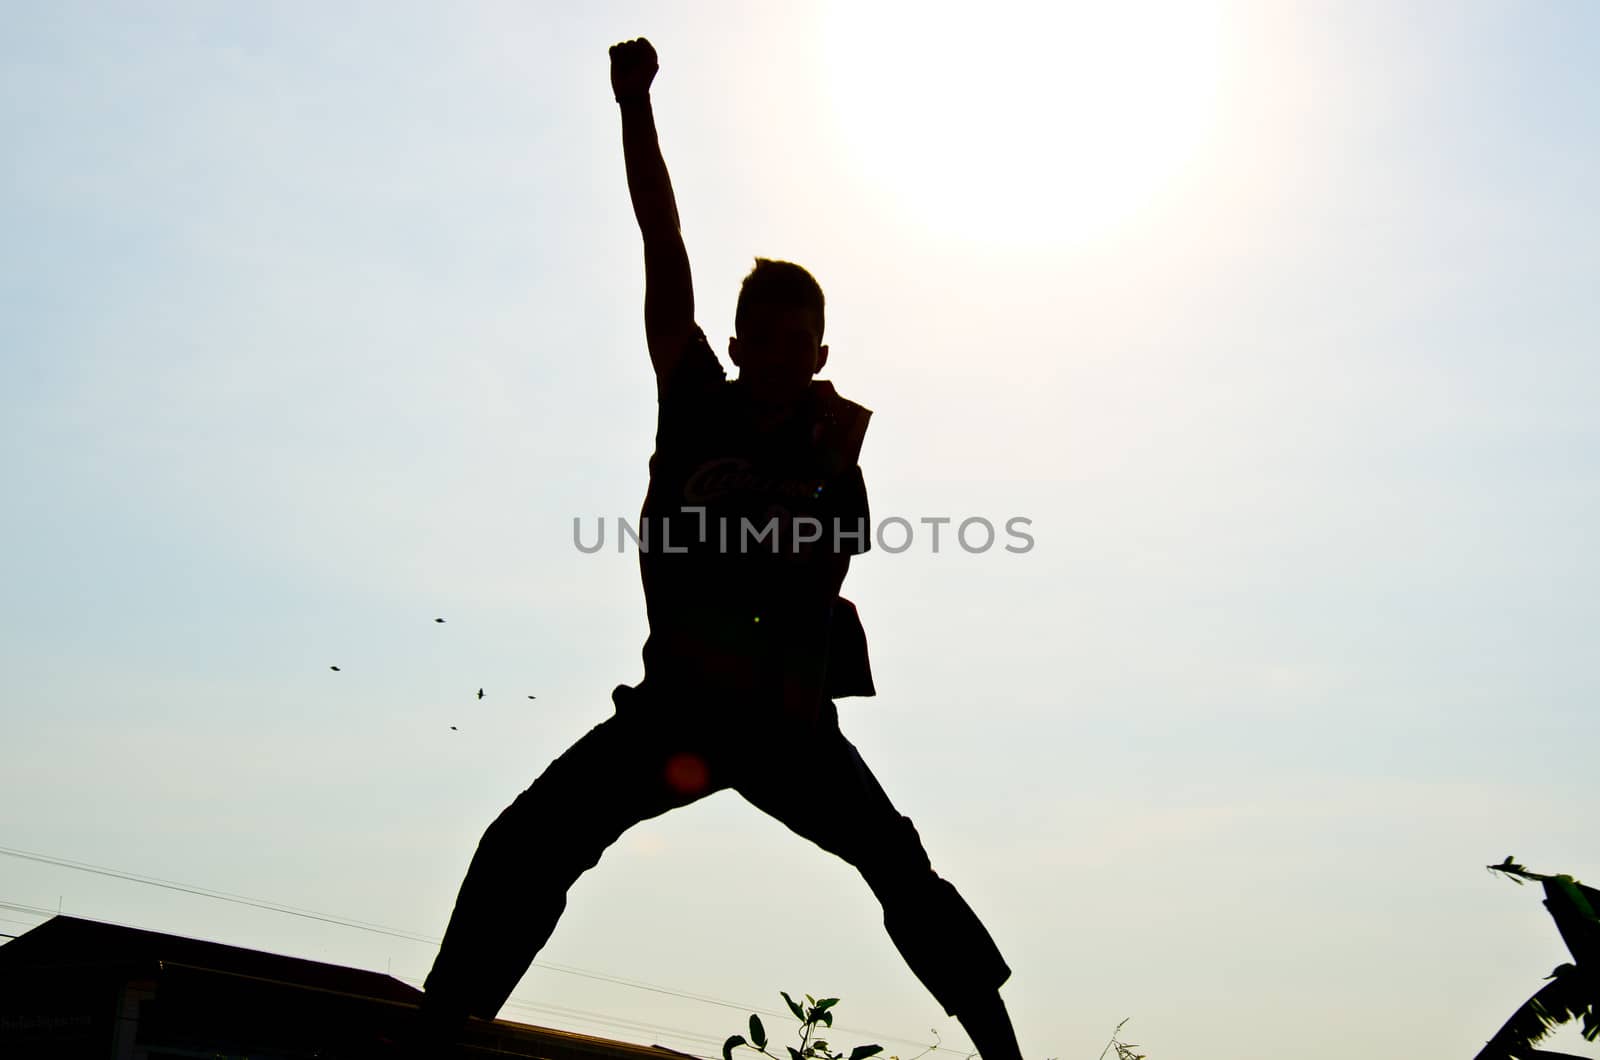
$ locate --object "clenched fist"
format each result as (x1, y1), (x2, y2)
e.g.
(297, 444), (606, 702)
(609, 37), (658, 102)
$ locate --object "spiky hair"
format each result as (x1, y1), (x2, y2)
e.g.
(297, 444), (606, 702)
(735, 258), (825, 342)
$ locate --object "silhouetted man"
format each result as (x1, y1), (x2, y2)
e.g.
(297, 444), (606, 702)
(416, 38), (1023, 1060)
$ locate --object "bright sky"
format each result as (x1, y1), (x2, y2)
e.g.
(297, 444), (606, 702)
(4, 2), (1599, 1058)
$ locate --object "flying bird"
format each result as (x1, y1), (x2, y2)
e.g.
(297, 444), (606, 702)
(527, 695), (537, 700)
(435, 618), (445, 623)
(450, 725), (458, 731)
(330, 665), (341, 672)
(1489, 856), (1534, 884)
(477, 688), (485, 700)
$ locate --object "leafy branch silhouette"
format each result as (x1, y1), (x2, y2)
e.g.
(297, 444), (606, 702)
(1095, 1018), (1146, 1060)
(724, 993), (944, 1060)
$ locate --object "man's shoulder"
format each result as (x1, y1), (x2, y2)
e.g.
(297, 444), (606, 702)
(655, 324), (727, 402)
(809, 380), (872, 468)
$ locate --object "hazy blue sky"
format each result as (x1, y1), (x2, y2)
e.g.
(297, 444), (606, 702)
(4, 2), (1598, 1058)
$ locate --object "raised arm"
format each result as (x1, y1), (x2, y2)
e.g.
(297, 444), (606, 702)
(610, 38), (697, 387)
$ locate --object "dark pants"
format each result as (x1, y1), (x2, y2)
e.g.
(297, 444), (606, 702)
(421, 689), (1010, 1027)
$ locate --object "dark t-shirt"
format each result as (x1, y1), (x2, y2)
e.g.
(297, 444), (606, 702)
(632, 326), (875, 710)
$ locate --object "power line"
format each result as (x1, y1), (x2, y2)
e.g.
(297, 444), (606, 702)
(490, 995), (723, 1054)
(0, 886), (718, 1056)
(0, 845), (435, 942)
(0, 843), (749, 1010)
(0, 898), (56, 918)
(388, 970), (726, 1056)
(0, 844), (970, 1055)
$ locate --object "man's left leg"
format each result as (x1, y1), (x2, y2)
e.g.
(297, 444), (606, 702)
(734, 705), (1022, 1060)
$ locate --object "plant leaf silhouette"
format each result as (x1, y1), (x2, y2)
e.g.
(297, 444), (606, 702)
(1474, 965), (1598, 1058)
(1475, 861), (1600, 1059)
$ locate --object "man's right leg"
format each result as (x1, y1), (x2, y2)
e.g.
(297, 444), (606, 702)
(417, 702), (717, 1047)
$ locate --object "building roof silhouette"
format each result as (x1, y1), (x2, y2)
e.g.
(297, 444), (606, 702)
(0, 914), (703, 1060)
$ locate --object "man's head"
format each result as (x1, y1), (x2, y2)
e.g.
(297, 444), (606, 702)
(729, 258), (828, 404)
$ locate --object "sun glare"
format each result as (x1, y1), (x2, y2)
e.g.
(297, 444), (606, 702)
(822, 1), (1229, 248)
